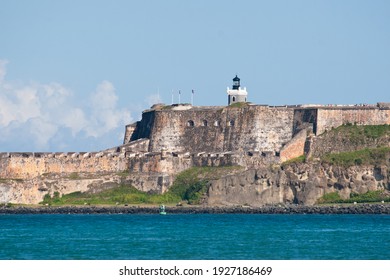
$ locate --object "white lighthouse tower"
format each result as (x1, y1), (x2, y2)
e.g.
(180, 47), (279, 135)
(227, 75), (248, 105)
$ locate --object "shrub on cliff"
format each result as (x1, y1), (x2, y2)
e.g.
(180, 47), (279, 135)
(167, 168), (209, 204)
(168, 166), (241, 204)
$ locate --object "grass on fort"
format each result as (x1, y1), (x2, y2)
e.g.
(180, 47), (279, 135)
(328, 123), (390, 140)
(40, 166), (242, 206)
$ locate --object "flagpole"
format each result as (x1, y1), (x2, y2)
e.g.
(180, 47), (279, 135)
(171, 90), (174, 104)
(191, 89), (194, 106)
(179, 90), (181, 104)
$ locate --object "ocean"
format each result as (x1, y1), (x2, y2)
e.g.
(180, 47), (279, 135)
(0, 214), (389, 260)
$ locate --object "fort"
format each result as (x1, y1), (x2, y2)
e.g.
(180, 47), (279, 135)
(1, 76), (390, 204)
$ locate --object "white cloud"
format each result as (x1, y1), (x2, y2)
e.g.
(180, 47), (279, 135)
(0, 59), (7, 84)
(0, 61), (132, 151)
(84, 80), (131, 138)
(145, 93), (163, 107)
(28, 118), (58, 150)
(62, 108), (88, 136)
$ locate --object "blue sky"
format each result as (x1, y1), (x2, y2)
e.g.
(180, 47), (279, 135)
(0, 0), (389, 152)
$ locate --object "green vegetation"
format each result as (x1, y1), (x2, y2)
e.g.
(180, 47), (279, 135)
(67, 172), (80, 180)
(281, 155), (306, 166)
(317, 192), (342, 204)
(325, 124), (390, 142)
(317, 190), (390, 204)
(321, 147), (390, 167)
(40, 185), (181, 206)
(0, 178), (24, 183)
(0, 203), (14, 208)
(167, 166), (239, 204)
(228, 102), (249, 108)
(40, 166), (242, 206)
(116, 170), (130, 177)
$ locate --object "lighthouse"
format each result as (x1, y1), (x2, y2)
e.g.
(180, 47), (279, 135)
(227, 75), (248, 105)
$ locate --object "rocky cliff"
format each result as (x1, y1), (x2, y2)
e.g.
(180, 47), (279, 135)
(206, 162), (389, 206)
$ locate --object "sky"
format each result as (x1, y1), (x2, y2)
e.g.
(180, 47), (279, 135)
(0, 0), (389, 152)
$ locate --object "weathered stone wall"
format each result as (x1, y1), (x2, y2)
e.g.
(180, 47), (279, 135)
(279, 129), (309, 162)
(123, 124), (137, 144)
(293, 109), (317, 134)
(120, 139), (149, 153)
(127, 151), (280, 174)
(125, 150), (280, 193)
(0, 152), (127, 179)
(129, 105), (295, 153)
(316, 107), (390, 135)
(129, 110), (156, 142)
(126, 105), (390, 159)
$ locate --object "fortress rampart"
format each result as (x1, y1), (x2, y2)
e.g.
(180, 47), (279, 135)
(0, 152), (127, 179)
(1, 101), (390, 204)
(316, 107), (390, 134)
(127, 105), (295, 153)
(126, 103), (390, 157)
(2, 103), (389, 182)
(127, 150), (278, 174)
(293, 105), (390, 135)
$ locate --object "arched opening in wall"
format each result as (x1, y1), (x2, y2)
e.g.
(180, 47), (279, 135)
(228, 120), (235, 126)
(202, 120), (208, 126)
(232, 96), (236, 102)
(187, 120), (195, 127)
(214, 120), (220, 127)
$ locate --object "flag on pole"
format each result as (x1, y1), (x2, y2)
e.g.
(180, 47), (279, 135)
(191, 89), (194, 106)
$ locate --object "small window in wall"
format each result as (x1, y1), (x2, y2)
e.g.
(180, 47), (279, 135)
(187, 120), (195, 127)
(232, 96), (236, 102)
(228, 120), (235, 126)
(214, 120), (220, 127)
(202, 120), (208, 126)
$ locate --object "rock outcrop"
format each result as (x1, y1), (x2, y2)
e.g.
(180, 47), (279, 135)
(206, 163), (389, 206)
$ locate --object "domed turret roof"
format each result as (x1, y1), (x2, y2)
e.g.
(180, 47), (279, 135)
(233, 75), (240, 81)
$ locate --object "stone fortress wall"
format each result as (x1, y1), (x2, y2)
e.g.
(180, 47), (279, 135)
(2, 102), (389, 181)
(0, 152), (128, 179)
(1, 101), (390, 203)
(126, 102), (390, 159)
(128, 105), (295, 154)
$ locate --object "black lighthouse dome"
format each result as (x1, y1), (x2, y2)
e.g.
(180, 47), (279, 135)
(232, 75), (240, 90)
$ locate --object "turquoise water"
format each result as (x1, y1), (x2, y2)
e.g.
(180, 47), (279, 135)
(0, 214), (389, 260)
